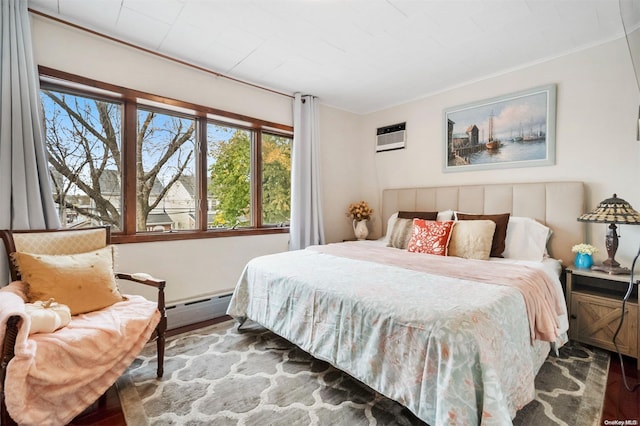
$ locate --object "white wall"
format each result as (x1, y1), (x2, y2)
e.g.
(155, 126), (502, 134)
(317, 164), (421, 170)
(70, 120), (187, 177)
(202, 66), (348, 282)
(30, 14), (640, 301)
(115, 234), (289, 304)
(31, 15), (294, 304)
(318, 105), (364, 243)
(31, 16), (292, 126)
(350, 37), (640, 268)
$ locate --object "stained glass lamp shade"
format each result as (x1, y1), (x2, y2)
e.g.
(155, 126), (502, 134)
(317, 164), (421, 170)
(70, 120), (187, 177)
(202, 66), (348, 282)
(577, 194), (640, 274)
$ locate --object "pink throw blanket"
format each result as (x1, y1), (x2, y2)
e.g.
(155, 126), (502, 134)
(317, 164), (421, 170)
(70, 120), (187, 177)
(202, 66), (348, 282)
(0, 281), (159, 426)
(309, 242), (564, 343)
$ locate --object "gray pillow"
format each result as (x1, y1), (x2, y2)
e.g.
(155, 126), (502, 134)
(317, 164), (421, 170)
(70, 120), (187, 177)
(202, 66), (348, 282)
(386, 218), (414, 249)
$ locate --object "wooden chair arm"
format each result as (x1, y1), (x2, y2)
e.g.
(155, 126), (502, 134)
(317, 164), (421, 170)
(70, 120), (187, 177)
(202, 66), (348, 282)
(115, 272), (167, 377)
(1, 316), (21, 426)
(115, 272), (166, 290)
(1, 316), (20, 377)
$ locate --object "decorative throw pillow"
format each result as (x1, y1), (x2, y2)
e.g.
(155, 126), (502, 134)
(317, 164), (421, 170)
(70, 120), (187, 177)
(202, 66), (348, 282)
(383, 212), (400, 243)
(448, 220), (496, 260)
(12, 246), (124, 315)
(387, 218), (414, 249)
(397, 211), (438, 221)
(407, 219), (455, 256)
(455, 212), (510, 257)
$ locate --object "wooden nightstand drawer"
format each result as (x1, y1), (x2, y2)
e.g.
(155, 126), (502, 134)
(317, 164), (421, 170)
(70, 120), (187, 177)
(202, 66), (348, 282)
(566, 267), (640, 368)
(569, 292), (638, 357)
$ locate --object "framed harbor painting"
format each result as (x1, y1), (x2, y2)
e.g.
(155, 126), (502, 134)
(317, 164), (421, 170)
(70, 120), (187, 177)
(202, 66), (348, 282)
(443, 84), (556, 173)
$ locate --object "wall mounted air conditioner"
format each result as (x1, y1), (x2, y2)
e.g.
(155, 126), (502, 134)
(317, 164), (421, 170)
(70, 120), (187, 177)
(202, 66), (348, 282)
(376, 122), (406, 152)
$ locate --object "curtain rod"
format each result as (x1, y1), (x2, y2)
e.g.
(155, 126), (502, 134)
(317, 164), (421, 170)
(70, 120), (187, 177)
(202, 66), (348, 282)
(28, 8), (295, 100)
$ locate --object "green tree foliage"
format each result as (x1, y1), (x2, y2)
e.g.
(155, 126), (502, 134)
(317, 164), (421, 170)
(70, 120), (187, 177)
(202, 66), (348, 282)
(208, 129), (251, 226)
(262, 134), (291, 224)
(208, 130), (291, 227)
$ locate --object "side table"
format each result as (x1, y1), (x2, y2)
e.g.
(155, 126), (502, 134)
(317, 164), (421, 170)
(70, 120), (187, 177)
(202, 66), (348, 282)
(565, 266), (639, 369)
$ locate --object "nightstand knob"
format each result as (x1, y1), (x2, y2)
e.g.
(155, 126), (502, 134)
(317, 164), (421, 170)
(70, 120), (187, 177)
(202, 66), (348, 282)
(570, 314), (577, 319)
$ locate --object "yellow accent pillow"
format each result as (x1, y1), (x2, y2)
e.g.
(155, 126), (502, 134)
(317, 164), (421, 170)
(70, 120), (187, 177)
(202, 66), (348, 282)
(448, 220), (496, 260)
(12, 246), (124, 315)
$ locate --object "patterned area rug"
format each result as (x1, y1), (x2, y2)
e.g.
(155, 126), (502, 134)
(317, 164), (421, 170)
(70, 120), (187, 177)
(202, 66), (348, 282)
(117, 320), (609, 425)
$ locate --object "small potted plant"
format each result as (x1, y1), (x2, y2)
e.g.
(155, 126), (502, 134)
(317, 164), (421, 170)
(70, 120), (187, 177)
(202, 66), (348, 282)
(571, 243), (598, 269)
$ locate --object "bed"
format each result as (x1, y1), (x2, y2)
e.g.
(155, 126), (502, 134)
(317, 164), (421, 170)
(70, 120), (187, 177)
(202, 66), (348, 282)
(227, 181), (585, 425)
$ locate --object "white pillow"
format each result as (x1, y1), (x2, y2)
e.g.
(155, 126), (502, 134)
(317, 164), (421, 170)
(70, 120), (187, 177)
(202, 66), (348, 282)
(503, 216), (551, 262)
(437, 210), (454, 221)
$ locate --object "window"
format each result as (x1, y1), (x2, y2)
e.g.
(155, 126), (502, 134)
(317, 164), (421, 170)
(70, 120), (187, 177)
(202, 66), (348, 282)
(39, 68), (292, 242)
(261, 132), (292, 226)
(137, 108), (196, 232)
(42, 88), (124, 230)
(207, 123), (252, 228)
(206, 124), (293, 229)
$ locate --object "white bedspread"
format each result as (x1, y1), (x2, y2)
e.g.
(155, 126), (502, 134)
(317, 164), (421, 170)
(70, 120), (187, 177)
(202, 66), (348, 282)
(227, 242), (566, 425)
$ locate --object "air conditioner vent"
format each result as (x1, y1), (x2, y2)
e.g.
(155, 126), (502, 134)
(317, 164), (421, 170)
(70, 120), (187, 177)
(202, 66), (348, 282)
(376, 122), (406, 152)
(166, 293), (232, 330)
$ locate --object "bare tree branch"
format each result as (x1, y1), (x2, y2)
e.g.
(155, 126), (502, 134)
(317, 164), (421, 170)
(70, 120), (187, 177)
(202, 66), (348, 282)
(43, 91), (194, 231)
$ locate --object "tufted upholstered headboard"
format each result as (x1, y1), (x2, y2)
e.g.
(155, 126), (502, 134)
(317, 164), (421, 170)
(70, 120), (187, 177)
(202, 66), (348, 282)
(381, 181), (585, 266)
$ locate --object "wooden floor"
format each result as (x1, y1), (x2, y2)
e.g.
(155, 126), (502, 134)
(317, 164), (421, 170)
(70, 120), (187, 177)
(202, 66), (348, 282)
(66, 336), (640, 425)
(601, 353), (640, 423)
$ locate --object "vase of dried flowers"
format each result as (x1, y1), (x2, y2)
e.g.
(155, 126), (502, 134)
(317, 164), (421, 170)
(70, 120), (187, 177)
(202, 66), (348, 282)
(353, 219), (369, 240)
(347, 201), (373, 240)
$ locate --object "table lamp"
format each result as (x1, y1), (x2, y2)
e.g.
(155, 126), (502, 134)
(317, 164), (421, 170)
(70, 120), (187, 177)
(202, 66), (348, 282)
(577, 194), (640, 274)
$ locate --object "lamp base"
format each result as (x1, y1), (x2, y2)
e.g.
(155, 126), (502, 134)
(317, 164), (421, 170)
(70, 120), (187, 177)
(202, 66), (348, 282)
(591, 264), (631, 275)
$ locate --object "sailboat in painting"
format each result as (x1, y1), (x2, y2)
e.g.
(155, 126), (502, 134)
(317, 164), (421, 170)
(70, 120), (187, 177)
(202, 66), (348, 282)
(486, 111), (500, 150)
(511, 122), (523, 142)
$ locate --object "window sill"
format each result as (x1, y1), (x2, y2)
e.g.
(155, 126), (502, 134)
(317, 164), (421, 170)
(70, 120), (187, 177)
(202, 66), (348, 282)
(111, 227), (289, 244)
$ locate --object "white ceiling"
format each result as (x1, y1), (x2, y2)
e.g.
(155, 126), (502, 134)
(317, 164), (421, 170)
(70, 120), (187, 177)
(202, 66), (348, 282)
(28, 0), (627, 114)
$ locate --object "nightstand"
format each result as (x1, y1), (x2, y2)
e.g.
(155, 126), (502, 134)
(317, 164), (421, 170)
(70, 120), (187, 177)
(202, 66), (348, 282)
(565, 267), (639, 369)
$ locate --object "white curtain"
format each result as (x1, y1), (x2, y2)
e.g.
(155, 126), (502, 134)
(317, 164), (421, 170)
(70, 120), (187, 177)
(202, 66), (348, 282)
(289, 93), (325, 250)
(1, 0), (60, 282)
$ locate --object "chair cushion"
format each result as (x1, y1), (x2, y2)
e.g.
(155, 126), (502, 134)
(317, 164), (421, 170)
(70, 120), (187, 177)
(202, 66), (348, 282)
(12, 246), (124, 315)
(11, 228), (108, 255)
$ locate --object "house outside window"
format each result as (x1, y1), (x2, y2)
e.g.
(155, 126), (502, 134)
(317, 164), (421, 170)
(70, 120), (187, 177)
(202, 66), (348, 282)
(39, 68), (292, 242)
(137, 108), (197, 232)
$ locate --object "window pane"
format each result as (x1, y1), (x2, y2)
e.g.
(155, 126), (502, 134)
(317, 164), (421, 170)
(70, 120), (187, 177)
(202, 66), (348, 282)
(137, 109), (196, 232)
(41, 89), (123, 230)
(261, 133), (291, 225)
(207, 124), (252, 228)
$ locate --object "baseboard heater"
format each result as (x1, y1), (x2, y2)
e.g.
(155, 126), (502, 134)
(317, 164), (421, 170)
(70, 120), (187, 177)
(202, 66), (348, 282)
(166, 293), (232, 330)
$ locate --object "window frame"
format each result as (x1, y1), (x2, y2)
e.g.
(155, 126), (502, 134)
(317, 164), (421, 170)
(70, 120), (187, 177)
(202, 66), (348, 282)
(39, 66), (292, 244)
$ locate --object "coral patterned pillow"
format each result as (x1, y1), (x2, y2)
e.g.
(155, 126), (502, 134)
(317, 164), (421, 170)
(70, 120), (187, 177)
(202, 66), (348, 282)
(407, 219), (455, 256)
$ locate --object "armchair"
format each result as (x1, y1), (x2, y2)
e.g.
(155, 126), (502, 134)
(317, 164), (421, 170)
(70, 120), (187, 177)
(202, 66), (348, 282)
(0, 226), (166, 425)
